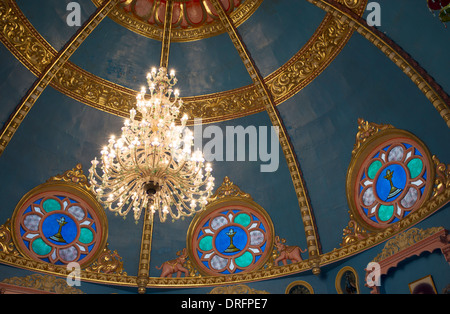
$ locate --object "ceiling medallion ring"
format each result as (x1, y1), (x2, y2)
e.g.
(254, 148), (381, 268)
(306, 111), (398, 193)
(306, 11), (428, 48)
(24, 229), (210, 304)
(346, 128), (435, 231)
(92, 0), (264, 42)
(10, 180), (109, 268)
(187, 196), (274, 277)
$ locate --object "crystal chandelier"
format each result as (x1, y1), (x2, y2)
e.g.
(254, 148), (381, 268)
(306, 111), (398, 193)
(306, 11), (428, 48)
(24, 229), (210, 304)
(88, 67), (214, 222)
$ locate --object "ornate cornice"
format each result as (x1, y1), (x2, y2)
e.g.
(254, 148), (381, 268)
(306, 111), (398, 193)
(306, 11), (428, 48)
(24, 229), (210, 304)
(1, 274), (84, 294)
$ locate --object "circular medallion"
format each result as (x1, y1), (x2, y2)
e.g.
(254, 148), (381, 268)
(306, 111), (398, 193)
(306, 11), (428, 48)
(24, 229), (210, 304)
(12, 185), (107, 267)
(188, 202), (273, 276)
(347, 130), (434, 230)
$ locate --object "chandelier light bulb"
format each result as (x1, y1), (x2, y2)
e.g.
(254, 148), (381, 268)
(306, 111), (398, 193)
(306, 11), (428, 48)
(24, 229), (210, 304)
(88, 67), (215, 222)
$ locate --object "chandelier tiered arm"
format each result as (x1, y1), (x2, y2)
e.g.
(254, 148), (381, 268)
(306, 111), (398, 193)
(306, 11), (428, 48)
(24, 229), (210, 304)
(89, 67), (214, 222)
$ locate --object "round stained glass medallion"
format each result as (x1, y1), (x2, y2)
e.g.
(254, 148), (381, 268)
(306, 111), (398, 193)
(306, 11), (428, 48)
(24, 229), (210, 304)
(12, 185), (107, 267)
(188, 203), (273, 276)
(348, 130), (434, 230)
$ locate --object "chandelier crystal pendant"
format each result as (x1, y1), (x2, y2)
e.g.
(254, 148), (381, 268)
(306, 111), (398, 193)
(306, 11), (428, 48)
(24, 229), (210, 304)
(88, 67), (214, 222)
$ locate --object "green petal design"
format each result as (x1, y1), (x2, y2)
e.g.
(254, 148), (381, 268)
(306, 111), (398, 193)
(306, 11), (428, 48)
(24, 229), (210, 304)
(199, 236), (213, 251)
(407, 158), (423, 179)
(235, 251), (253, 268)
(32, 237), (52, 256)
(378, 205), (394, 222)
(43, 199), (61, 212)
(368, 160), (382, 179)
(79, 228), (94, 244)
(234, 213), (251, 227)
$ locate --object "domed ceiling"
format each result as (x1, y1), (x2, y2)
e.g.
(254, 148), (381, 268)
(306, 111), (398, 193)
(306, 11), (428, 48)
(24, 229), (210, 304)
(0, 0), (449, 294)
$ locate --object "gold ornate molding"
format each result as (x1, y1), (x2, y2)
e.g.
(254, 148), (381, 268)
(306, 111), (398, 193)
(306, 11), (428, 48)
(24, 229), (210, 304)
(0, 0), (362, 127)
(91, 0), (264, 43)
(0, 0), (120, 157)
(0, 177), (447, 288)
(1, 274), (84, 294)
(432, 155), (450, 198)
(47, 163), (91, 191)
(372, 227), (444, 263)
(352, 118), (394, 156)
(208, 176), (252, 202)
(84, 244), (127, 275)
(209, 284), (269, 294)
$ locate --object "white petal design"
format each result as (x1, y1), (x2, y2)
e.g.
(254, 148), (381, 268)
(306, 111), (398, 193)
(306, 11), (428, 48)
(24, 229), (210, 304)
(388, 146), (404, 162)
(362, 187), (375, 206)
(23, 215), (41, 231)
(211, 216), (227, 230)
(250, 230), (264, 245)
(211, 255), (227, 270)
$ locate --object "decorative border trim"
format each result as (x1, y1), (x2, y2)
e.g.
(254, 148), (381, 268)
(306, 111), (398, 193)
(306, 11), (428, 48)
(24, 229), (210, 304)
(0, 0), (362, 126)
(0, 0), (120, 157)
(91, 0), (264, 43)
(364, 227), (449, 294)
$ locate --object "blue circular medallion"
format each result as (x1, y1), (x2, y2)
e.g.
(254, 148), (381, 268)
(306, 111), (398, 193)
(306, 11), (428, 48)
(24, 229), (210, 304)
(215, 225), (247, 256)
(41, 213), (78, 246)
(375, 164), (407, 202)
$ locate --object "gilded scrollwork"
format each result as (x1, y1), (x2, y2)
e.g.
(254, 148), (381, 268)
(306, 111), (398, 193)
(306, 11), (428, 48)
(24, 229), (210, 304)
(1, 274), (84, 294)
(0, 0), (361, 126)
(207, 176), (252, 202)
(432, 155), (450, 198)
(351, 118), (394, 156)
(0, 219), (19, 256)
(372, 227), (444, 262)
(47, 163), (91, 190)
(340, 211), (370, 247)
(267, 16), (350, 104)
(84, 245), (127, 275)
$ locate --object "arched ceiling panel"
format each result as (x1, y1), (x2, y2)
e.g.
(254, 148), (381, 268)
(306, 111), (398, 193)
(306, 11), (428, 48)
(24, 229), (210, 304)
(238, 0), (326, 77)
(278, 31), (450, 252)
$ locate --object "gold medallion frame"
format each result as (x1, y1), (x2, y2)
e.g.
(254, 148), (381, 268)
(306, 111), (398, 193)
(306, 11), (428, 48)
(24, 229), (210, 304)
(11, 179), (109, 268)
(186, 195), (275, 277)
(346, 128), (435, 232)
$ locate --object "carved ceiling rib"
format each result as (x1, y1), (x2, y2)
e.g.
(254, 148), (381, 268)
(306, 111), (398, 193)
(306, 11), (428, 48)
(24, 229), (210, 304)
(209, 0), (323, 274)
(136, 0), (176, 295)
(0, 0), (120, 157)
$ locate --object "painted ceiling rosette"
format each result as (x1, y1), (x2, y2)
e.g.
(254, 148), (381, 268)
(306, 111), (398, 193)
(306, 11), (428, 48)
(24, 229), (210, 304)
(191, 206), (271, 275)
